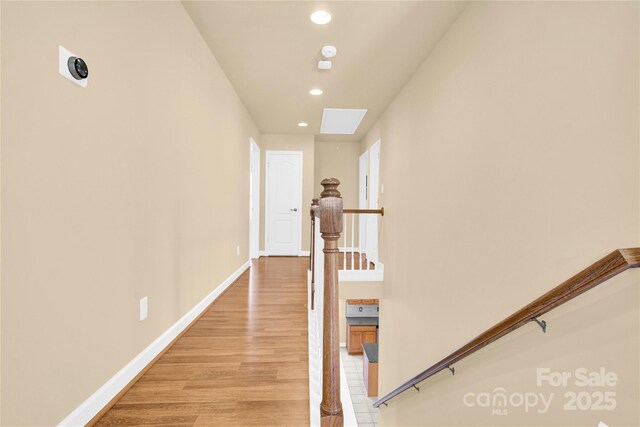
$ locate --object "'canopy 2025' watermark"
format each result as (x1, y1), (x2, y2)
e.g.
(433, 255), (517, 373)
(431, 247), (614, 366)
(462, 367), (618, 416)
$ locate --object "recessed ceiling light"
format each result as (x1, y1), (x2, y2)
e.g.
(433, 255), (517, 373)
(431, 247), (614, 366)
(310, 10), (331, 25)
(309, 88), (323, 96)
(298, 122), (308, 127)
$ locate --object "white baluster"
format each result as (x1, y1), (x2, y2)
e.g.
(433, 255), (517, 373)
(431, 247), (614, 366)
(373, 217), (377, 271)
(343, 214), (346, 271)
(360, 215), (365, 270)
(351, 213), (355, 270)
(367, 219), (370, 270)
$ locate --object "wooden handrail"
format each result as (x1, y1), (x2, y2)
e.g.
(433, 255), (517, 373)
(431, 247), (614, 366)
(343, 208), (384, 216)
(314, 207), (383, 217)
(374, 248), (640, 408)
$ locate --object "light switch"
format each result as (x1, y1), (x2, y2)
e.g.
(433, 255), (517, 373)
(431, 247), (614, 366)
(139, 297), (148, 321)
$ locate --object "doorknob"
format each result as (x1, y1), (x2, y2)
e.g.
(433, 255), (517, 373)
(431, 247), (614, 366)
(290, 208), (298, 212)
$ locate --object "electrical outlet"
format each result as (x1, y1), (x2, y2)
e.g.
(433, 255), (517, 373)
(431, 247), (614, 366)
(139, 297), (148, 321)
(236, 245), (240, 256)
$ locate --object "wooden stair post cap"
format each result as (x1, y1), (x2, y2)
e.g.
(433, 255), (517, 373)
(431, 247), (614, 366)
(321, 178), (341, 198)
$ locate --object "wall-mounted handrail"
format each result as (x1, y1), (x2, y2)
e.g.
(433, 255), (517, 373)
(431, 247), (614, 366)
(374, 248), (640, 408)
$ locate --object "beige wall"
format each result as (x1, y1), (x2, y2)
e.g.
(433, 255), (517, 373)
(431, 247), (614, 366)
(361, 2), (640, 426)
(314, 140), (360, 210)
(1, 1), (259, 425)
(315, 140), (361, 249)
(259, 134), (314, 253)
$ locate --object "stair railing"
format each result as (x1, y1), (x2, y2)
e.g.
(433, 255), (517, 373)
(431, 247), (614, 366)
(339, 208), (384, 272)
(309, 204), (384, 308)
(308, 178), (387, 426)
(309, 198), (319, 309)
(316, 178), (344, 426)
(373, 248), (640, 408)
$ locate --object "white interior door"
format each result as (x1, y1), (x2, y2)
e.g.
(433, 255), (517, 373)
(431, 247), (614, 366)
(249, 139), (260, 259)
(265, 151), (302, 256)
(358, 151), (368, 253)
(367, 140), (381, 263)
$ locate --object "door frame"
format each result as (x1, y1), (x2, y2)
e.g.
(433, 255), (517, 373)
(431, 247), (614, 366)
(358, 151), (369, 253)
(367, 140), (381, 264)
(249, 138), (260, 259)
(264, 150), (303, 256)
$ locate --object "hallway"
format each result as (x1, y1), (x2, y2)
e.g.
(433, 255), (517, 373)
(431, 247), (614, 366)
(95, 257), (310, 426)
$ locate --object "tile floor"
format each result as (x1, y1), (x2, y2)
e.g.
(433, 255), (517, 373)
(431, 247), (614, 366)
(341, 347), (379, 427)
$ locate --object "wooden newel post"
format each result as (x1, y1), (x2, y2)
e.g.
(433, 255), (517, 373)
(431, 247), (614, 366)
(310, 198), (319, 310)
(319, 178), (343, 427)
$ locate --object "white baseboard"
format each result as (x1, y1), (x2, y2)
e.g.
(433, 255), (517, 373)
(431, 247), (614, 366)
(58, 260), (251, 427)
(260, 250), (310, 257)
(340, 342), (346, 348)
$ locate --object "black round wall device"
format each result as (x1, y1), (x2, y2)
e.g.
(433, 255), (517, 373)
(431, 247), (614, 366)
(67, 56), (88, 80)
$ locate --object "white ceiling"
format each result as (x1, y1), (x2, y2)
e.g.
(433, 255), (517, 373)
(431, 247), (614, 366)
(182, 1), (468, 142)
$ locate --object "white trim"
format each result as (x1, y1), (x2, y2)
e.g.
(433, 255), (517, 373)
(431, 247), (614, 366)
(340, 342), (346, 348)
(259, 250), (269, 257)
(58, 260), (251, 427)
(367, 140), (381, 264)
(358, 150), (369, 254)
(339, 262), (384, 282)
(308, 273), (357, 427)
(249, 138), (261, 260)
(264, 150), (303, 256)
(339, 353), (358, 427)
(299, 250), (310, 256)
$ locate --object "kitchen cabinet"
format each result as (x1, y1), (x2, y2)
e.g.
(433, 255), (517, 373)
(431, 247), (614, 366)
(346, 299), (379, 305)
(362, 343), (379, 397)
(347, 324), (377, 355)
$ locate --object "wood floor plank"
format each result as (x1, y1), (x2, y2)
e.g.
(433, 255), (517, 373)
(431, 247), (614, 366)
(95, 257), (310, 426)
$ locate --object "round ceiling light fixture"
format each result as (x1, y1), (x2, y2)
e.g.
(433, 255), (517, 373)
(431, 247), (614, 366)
(309, 88), (323, 96)
(298, 122), (309, 127)
(321, 45), (337, 58)
(310, 10), (331, 25)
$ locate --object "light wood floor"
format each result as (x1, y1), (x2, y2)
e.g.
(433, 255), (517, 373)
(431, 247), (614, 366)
(95, 256), (310, 426)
